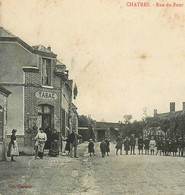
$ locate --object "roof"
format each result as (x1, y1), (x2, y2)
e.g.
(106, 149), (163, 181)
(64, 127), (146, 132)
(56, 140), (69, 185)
(0, 27), (16, 37)
(154, 110), (184, 120)
(32, 45), (54, 54)
(0, 27), (56, 58)
(95, 121), (121, 129)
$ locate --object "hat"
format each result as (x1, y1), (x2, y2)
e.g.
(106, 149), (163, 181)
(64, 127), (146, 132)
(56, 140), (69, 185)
(12, 129), (17, 133)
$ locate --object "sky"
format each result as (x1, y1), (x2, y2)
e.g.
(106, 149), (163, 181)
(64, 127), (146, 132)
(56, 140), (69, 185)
(1, 0), (185, 122)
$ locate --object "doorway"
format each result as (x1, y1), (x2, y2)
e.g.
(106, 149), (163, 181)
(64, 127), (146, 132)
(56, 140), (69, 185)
(38, 104), (54, 149)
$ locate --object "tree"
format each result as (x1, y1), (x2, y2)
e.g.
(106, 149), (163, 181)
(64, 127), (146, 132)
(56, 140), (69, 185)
(78, 115), (95, 140)
(123, 115), (132, 124)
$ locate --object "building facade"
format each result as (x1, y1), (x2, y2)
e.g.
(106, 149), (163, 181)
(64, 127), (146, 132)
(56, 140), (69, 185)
(0, 27), (78, 154)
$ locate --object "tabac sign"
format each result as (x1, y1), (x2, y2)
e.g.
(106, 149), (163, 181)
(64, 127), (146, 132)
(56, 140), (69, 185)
(35, 91), (58, 100)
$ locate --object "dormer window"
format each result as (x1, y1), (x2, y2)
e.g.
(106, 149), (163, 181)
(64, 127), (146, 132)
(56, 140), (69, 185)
(42, 58), (51, 86)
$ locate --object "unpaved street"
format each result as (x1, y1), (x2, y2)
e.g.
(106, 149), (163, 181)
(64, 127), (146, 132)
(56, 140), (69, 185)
(1, 142), (185, 195)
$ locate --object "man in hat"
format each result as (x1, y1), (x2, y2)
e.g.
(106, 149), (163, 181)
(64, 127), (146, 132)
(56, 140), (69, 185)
(68, 129), (82, 158)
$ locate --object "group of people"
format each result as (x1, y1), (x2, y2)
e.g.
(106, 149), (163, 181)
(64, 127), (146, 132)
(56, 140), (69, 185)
(87, 138), (110, 158)
(86, 134), (185, 158)
(7, 128), (82, 161)
(7, 128), (185, 161)
(115, 134), (185, 156)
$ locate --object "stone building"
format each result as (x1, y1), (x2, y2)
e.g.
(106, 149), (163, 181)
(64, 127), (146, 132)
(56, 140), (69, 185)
(0, 27), (78, 154)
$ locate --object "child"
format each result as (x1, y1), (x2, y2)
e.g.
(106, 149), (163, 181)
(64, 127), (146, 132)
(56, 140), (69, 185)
(62, 136), (70, 155)
(149, 136), (156, 155)
(138, 135), (143, 155)
(100, 140), (107, 158)
(124, 137), (130, 155)
(88, 139), (95, 156)
(144, 137), (150, 155)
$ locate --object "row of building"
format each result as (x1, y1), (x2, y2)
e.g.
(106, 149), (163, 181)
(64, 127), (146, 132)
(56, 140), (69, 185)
(0, 27), (78, 159)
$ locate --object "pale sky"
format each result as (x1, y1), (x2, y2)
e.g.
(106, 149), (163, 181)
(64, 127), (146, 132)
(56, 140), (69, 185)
(1, 0), (185, 122)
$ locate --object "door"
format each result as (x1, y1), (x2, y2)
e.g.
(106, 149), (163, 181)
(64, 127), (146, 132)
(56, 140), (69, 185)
(38, 105), (54, 149)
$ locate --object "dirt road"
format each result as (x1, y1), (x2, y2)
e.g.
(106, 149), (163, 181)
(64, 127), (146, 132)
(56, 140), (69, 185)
(1, 142), (185, 195)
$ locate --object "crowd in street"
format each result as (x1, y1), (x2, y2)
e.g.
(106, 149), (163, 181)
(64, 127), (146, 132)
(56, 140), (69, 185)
(7, 128), (185, 161)
(88, 134), (185, 158)
(6, 128), (82, 161)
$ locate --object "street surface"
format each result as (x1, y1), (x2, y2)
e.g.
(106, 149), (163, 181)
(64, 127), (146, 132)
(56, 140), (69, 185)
(1, 142), (185, 195)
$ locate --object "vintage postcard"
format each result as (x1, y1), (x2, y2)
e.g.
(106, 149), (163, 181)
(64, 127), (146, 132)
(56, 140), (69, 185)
(0, 0), (185, 194)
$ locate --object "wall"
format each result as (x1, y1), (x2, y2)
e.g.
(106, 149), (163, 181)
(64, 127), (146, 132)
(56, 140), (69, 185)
(0, 42), (39, 135)
(0, 42), (38, 83)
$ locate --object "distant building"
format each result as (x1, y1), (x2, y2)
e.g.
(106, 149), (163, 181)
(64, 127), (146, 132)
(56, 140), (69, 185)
(153, 102), (185, 120)
(0, 27), (77, 154)
(94, 122), (120, 141)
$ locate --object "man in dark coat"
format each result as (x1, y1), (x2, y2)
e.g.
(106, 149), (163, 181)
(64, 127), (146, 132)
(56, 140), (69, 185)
(105, 138), (110, 156)
(115, 136), (123, 155)
(124, 137), (130, 155)
(100, 140), (107, 158)
(130, 134), (136, 155)
(68, 129), (82, 158)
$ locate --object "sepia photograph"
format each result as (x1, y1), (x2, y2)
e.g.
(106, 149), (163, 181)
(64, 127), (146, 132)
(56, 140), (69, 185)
(1, 0), (185, 194)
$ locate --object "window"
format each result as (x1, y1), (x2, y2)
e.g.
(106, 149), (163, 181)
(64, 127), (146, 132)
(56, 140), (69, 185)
(42, 58), (51, 86)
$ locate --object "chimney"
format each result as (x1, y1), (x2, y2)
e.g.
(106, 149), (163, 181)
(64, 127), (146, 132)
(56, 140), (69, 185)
(170, 102), (175, 112)
(47, 46), (51, 51)
(154, 109), (157, 117)
(183, 102), (185, 111)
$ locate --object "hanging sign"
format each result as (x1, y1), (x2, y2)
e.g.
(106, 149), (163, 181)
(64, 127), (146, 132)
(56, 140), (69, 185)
(35, 91), (57, 100)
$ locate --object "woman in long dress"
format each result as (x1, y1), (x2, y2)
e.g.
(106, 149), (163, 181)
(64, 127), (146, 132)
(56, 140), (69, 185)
(49, 130), (59, 157)
(34, 128), (47, 159)
(7, 129), (19, 161)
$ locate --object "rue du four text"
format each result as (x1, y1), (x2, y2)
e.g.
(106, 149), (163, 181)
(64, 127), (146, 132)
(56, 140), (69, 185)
(156, 2), (183, 7)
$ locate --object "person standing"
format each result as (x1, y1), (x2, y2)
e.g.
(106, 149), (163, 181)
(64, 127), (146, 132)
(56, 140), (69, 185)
(178, 138), (184, 157)
(88, 139), (95, 156)
(171, 138), (178, 156)
(62, 136), (70, 155)
(138, 135), (143, 155)
(68, 129), (82, 158)
(156, 137), (163, 155)
(105, 138), (110, 156)
(7, 129), (19, 161)
(149, 136), (156, 155)
(130, 134), (136, 155)
(115, 136), (123, 155)
(124, 137), (130, 155)
(144, 137), (150, 155)
(100, 140), (107, 158)
(49, 129), (59, 157)
(34, 128), (47, 159)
